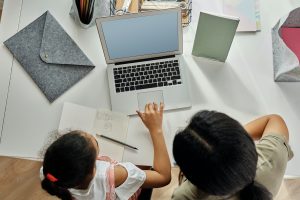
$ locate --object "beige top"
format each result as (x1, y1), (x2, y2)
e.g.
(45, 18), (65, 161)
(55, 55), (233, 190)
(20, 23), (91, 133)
(172, 133), (294, 200)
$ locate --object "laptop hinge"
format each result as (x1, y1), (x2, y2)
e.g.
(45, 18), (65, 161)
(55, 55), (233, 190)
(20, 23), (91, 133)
(115, 55), (175, 65)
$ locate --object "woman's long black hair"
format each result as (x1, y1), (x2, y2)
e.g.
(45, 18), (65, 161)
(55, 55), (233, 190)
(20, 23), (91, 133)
(173, 111), (272, 199)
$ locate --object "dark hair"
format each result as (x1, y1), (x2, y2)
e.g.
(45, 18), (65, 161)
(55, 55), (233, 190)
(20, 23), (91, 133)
(173, 111), (272, 199)
(41, 130), (97, 200)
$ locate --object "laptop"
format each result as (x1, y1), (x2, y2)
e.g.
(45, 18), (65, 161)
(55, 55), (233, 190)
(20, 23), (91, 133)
(96, 8), (191, 115)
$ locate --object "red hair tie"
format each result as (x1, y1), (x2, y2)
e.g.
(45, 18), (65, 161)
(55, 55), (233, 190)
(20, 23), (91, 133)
(46, 173), (58, 182)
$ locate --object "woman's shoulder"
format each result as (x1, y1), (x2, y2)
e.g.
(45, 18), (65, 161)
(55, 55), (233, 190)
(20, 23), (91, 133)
(256, 133), (293, 172)
(255, 133), (293, 196)
(172, 180), (206, 200)
(172, 180), (239, 200)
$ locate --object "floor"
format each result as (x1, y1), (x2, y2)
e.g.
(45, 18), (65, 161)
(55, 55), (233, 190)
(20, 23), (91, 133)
(0, 156), (300, 200)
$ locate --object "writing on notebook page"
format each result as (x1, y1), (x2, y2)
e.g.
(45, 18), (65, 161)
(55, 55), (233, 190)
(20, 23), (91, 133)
(58, 102), (129, 162)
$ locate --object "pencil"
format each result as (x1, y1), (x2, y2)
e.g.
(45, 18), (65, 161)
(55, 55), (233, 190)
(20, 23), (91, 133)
(96, 134), (138, 150)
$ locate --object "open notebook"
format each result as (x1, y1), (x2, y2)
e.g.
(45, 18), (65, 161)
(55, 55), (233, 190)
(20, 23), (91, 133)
(58, 102), (129, 162)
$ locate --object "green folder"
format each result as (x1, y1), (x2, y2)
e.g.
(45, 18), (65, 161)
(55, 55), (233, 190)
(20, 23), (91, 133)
(192, 12), (239, 62)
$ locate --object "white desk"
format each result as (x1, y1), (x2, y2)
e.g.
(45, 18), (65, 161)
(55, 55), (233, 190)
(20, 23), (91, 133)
(1, 0), (300, 176)
(0, 0), (23, 142)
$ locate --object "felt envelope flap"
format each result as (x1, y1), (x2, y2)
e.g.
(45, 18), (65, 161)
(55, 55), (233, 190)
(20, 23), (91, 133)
(282, 8), (300, 28)
(39, 11), (93, 66)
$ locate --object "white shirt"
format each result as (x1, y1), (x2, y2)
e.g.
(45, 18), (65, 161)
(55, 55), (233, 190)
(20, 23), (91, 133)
(40, 160), (146, 200)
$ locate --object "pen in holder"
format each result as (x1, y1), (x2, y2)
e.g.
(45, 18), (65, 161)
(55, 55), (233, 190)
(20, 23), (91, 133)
(70, 0), (116, 28)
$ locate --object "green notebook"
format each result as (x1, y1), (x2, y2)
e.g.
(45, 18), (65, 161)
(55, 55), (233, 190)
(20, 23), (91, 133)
(192, 12), (239, 62)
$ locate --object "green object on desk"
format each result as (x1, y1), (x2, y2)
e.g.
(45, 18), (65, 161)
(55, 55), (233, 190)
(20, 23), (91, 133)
(192, 12), (239, 62)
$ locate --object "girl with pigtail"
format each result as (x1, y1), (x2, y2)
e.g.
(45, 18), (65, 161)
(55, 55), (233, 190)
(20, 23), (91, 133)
(41, 102), (171, 200)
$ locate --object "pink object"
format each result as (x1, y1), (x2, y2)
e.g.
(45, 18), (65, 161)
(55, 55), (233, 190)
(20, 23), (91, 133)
(280, 27), (300, 61)
(97, 156), (141, 200)
(46, 173), (58, 182)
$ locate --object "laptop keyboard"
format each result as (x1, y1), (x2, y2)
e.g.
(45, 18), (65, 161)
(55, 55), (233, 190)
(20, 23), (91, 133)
(113, 59), (182, 93)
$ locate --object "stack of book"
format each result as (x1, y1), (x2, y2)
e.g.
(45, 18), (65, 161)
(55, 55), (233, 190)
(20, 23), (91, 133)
(140, 0), (192, 26)
(223, 0), (261, 32)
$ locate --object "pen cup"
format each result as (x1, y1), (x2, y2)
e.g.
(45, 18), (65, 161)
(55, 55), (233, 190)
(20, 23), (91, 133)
(70, 0), (114, 28)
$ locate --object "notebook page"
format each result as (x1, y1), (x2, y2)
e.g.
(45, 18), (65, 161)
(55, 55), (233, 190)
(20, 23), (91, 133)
(58, 102), (129, 162)
(93, 109), (129, 162)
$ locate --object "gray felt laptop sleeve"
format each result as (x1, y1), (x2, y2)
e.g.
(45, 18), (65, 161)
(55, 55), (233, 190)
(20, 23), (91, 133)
(4, 11), (95, 102)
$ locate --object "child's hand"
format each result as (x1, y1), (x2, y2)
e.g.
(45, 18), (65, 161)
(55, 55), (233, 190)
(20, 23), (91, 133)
(136, 102), (164, 133)
(137, 103), (171, 188)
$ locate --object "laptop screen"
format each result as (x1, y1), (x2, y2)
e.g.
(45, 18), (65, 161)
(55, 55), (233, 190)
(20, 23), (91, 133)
(97, 9), (182, 64)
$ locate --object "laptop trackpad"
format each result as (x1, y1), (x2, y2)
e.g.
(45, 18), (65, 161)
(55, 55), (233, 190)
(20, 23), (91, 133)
(137, 90), (164, 111)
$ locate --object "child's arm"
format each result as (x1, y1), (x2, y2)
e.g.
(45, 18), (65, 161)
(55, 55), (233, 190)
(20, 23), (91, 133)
(136, 102), (171, 188)
(243, 114), (289, 141)
(112, 103), (171, 188)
